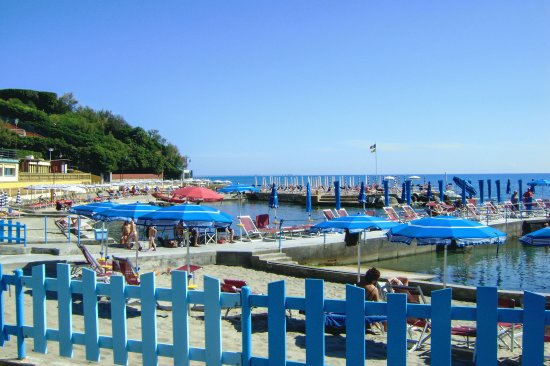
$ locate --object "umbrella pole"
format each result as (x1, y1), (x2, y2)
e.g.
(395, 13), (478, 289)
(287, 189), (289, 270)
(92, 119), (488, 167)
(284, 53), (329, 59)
(103, 221), (108, 259)
(186, 232), (191, 282)
(443, 245), (448, 288)
(357, 231), (363, 283)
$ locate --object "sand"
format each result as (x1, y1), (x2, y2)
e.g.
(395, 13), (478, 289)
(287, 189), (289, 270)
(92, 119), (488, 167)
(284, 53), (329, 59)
(1, 262), (535, 366)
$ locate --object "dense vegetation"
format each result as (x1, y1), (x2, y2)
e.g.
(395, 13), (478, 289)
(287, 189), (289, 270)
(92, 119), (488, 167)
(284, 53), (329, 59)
(0, 89), (186, 178)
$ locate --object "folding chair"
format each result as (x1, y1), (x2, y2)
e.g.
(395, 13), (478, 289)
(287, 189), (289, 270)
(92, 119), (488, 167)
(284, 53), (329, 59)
(237, 215), (266, 241)
(497, 298), (522, 351)
(75, 244), (112, 282)
(390, 284), (430, 351)
(336, 208), (349, 217)
(383, 207), (402, 222)
(322, 209), (336, 220)
(199, 227), (216, 245)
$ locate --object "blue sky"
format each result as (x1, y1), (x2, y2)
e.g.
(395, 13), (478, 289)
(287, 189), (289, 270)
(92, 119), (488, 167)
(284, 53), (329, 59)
(1, 1), (549, 176)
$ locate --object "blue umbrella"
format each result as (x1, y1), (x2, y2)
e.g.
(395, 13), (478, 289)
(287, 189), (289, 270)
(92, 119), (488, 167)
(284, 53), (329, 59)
(357, 181), (366, 210)
(386, 216), (506, 287)
(495, 179), (501, 203)
(312, 214), (398, 282)
(453, 176), (477, 197)
(461, 182), (466, 206)
(383, 179), (390, 207)
(518, 179), (523, 211)
(487, 179), (492, 201)
(405, 180), (412, 206)
(138, 204), (232, 228)
(93, 202), (160, 222)
(305, 182), (312, 218)
(506, 179), (511, 195)
(438, 180), (444, 203)
(69, 201), (120, 257)
(401, 182), (406, 202)
(427, 181), (432, 201)
(334, 180), (341, 211)
(269, 183), (279, 219)
(69, 201), (119, 218)
(519, 227), (550, 246)
(478, 180), (485, 204)
(527, 179), (550, 198)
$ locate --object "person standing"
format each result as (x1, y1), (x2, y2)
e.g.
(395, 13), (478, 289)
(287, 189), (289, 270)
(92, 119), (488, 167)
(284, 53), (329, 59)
(128, 219), (141, 250)
(147, 225), (157, 251)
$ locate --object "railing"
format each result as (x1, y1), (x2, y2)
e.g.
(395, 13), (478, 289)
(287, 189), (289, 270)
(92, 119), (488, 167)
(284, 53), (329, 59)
(0, 263), (548, 365)
(18, 172), (92, 183)
(0, 220), (26, 245)
(0, 147), (17, 159)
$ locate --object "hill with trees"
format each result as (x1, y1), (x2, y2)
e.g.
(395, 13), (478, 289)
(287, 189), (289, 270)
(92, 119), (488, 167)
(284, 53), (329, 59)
(0, 89), (186, 179)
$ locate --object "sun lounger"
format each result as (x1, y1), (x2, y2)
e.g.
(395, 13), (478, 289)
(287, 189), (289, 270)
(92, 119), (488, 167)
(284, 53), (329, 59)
(465, 203), (482, 221)
(238, 215), (274, 241)
(383, 207), (402, 222)
(389, 284), (430, 351)
(75, 244), (112, 282)
(401, 205), (423, 221)
(336, 208), (349, 217)
(322, 209), (336, 221)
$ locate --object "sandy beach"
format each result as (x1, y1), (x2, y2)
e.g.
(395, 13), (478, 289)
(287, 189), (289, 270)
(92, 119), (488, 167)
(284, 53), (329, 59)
(1, 260), (534, 366)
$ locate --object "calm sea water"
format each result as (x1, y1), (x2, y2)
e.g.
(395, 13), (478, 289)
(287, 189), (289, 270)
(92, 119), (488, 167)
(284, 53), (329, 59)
(194, 173), (550, 293)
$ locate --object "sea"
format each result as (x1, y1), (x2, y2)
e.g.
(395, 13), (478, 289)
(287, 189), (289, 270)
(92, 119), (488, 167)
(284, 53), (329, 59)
(195, 173), (550, 293)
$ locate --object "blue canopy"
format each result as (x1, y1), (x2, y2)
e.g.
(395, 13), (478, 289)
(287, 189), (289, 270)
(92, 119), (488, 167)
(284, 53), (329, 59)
(519, 227), (550, 246)
(312, 214), (398, 234)
(218, 184), (260, 193)
(305, 182), (312, 214)
(93, 202), (160, 222)
(69, 201), (119, 218)
(334, 180), (341, 210)
(269, 183), (279, 209)
(386, 216), (506, 247)
(138, 204), (232, 228)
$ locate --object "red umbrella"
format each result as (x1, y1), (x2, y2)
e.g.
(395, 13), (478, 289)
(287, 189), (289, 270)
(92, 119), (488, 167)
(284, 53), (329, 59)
(171, 186), (224, 203)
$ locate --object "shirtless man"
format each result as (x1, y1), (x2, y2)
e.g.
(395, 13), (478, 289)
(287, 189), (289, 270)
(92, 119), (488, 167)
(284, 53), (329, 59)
(121, 221), (131, 248)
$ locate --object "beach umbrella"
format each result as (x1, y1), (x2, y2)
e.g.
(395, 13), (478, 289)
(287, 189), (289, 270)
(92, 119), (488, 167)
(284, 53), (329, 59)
(386, 216), (506, 287)
(519, 227), (550, 246)
(527, 179), (550, 199)
(357, 181), (366, 211)
(69, 201), (119, 218)
(495, 180), (501, 203)
(16, 188), (21, 206)
(427, 181), (432, 201)
(506, 179), (511, 195)
(171, 186), (224, 203)
(334, 180), (341, 211)
(69, 201), (120, 258)
(438, 180), (444, 203)
(138, 204), (232, 228)
(0, 192), (6, 208)
(518, 180), (523, 211)
(312, 214), (398, 282)
(478, 180), (484, 204)
(461, 183), (466, 206)
(268, 183), (279, 220)
(401, 182), (406, 202)
(487, 179), (492, 201)
(93, 202), (160, 222)
(383, 179), (390, 207)
(139, 204), (233, 276)
(305, 182), (312, 219)
(405, 180), (412, 206)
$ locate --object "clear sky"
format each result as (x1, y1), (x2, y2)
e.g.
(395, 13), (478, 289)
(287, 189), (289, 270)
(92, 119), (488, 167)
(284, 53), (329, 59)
(1, 1), (549, 176)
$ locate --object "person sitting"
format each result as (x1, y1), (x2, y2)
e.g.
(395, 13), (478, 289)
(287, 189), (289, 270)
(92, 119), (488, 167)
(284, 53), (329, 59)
(362, 267), (383, 301)
(174, 220), (186, 247)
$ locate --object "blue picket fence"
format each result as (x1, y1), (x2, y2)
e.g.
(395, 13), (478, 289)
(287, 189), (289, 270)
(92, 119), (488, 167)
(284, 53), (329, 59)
(0, 263), (548, 365)
(0, 219), (26, 245)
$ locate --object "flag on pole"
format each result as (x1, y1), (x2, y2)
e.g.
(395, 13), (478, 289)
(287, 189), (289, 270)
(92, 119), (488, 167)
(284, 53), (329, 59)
(370, 143), (376, 153)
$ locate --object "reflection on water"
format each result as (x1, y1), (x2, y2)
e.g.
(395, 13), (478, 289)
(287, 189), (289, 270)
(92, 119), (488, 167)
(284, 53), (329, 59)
(369, 239), (550, 293)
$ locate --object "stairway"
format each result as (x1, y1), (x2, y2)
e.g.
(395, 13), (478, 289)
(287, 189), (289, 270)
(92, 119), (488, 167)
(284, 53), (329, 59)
(251, 251), (298, 266)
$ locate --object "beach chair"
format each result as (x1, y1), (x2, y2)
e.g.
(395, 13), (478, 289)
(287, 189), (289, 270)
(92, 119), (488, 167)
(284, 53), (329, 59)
(533, 199), (546, 216)
(383, 207), (402, 222)
(76, 244), (112, 282)
(401, 205), (422, 221)
(318, 312), (387, 335)
(497, 298), (522, 351)
(336, 208), (349, 217)
(220, 279), (259, 318)
(238, 215), (269, 241)
(389, 284), (431, 351)
(111, 256), (140, 285)
(483, 201), (502, 220)
(322, 209), (336, 220)
(465, 203), (482, 221)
